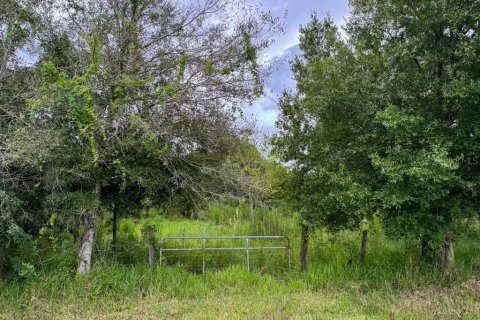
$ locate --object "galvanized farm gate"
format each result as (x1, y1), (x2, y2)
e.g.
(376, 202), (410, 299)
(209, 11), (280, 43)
(159, 236), (291, 273)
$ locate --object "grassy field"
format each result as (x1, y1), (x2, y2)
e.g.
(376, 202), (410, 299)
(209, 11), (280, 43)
(1, 204), (480, 319)
(1, 265), (480, 319)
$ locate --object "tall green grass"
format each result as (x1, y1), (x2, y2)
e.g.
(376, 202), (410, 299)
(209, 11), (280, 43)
(83, 202), (480, 285)
(94, 203), (297, 273)
(2, 202), (480, 318)
(2, 261), (480, 319)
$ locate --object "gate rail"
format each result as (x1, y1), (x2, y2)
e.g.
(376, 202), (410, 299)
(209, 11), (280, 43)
(159, 236), (291, 273)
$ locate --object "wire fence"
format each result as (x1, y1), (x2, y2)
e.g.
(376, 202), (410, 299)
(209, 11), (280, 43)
(159, 236), (291, 274)
(6, 214), (298, 275)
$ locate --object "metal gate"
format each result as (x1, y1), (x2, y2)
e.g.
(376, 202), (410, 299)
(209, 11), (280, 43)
(159, 236), (291, 273)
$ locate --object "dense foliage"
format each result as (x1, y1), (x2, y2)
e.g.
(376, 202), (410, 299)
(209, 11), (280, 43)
(1, 0), (480, 295)
(0, 0), (283, 276)
(273, 0), (480, 268)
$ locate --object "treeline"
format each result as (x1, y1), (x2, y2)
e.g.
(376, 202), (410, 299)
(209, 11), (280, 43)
(0, 0), (285, 277)
(3, 0), (480, 280)
(272, 0), (480, 272)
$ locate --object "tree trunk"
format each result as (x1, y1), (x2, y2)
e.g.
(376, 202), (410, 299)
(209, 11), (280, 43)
(77, 182), (101, 274)
(360, 230), (368, 265)
(300, 223), (309, 273)
(440, 236), (454, 272)
(112, 203), (118, 249)
(77, 213), (96, 274)
(249, 193), (254, 219)
(149, 237), (156, 266)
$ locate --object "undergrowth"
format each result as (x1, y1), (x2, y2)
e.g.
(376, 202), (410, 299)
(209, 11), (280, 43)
(1, 203), (480, 319)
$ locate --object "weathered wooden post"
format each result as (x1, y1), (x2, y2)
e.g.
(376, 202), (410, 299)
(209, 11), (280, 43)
(300, 223), (309, 272)
(142, 223), (157, 266)
(440, 235), (454, 272)
(360, 230), (368, 265)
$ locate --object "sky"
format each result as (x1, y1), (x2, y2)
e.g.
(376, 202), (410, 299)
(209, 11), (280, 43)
(246, 0), (350, 137)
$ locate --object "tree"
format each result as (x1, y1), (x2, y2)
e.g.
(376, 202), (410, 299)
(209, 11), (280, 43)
(273, 1), (480, 270)
(272, 14), (378, 270)
(1, 0), (283, 274)
(348, 0), (480, 266)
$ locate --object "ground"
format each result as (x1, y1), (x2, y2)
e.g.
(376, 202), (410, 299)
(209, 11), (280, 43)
(2, 269), (480, 320)
(2, 210), (480, 320)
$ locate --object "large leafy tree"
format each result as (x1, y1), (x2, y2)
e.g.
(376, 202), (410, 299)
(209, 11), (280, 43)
(273, 14), (378, 270)
(348, 0), (480, 266)
(274, 0), (480, 270)
(1, 0), (283, 274)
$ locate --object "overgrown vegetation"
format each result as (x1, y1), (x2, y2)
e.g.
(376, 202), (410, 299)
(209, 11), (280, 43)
(2, 0), (480, 319)
(272, 0), (480, 272)
(1, 205), (480, 319)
